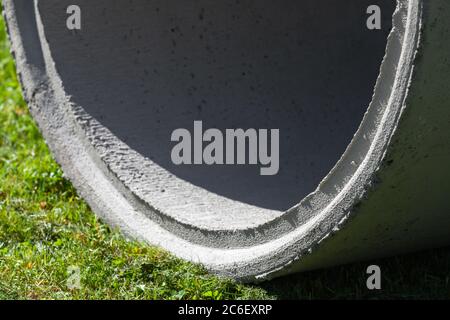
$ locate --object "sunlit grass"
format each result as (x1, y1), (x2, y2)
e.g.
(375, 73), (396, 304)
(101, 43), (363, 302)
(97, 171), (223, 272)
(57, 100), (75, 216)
(1, 6), (449, 300)
(0, 11), (269, 300)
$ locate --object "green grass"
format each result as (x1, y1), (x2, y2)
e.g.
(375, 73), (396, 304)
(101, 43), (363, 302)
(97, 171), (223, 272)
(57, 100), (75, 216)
(0, 10), (449, 300)
(0, 13), (269, 300)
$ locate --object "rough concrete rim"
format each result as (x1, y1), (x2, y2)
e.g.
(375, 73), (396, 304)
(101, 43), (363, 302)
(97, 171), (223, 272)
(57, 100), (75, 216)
(2, 0), (425, 281)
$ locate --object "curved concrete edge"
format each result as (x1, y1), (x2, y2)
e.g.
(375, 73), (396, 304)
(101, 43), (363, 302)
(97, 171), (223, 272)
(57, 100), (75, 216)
(4, 0), (450, 282)
(277, 0), (450, 277)
(29, 0), (397, 250)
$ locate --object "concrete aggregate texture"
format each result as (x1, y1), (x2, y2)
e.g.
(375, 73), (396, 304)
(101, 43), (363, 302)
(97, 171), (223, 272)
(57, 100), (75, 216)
(3, 0), (450, 281)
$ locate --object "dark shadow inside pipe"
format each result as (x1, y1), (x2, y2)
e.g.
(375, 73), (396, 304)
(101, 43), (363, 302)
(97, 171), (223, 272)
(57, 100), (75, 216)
(38, 0), (395, 211)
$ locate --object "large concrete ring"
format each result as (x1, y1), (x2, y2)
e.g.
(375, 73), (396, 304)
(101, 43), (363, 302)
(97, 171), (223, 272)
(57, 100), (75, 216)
(3, 0), (450, 282)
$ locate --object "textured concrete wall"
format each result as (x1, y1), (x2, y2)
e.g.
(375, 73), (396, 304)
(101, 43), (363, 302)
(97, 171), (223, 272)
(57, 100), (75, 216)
(286, 0), (450, 274)
(3, 0), (450, 282)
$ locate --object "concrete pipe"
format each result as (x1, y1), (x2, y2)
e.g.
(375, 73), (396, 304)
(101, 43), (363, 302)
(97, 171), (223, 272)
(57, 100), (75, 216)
(3, 0), (450, 282)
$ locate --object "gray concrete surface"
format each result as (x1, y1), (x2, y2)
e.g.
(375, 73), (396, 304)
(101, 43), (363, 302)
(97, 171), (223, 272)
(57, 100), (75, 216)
(3, 0), (450, 281)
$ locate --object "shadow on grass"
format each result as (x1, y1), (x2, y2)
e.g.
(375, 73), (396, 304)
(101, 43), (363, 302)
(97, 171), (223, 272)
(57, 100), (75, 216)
(258, 247), (450, 300)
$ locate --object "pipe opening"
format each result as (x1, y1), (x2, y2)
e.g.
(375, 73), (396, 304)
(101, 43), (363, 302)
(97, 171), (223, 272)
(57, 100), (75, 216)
(37, 0), (395, 219)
